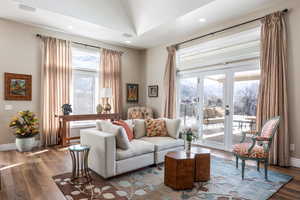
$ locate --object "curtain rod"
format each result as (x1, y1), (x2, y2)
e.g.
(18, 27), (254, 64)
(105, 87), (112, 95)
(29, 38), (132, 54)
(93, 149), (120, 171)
(36, 34), (124, 54)
(174, 9), (288, 47)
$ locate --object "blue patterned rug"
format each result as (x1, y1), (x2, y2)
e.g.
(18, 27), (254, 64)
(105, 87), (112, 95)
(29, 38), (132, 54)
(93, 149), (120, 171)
(109, 157), (292, 200)
(53, 156), (292, 200)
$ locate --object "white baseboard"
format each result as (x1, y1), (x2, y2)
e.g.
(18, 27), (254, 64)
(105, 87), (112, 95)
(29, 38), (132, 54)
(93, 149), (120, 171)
(0, 143), (17, 151)
(0, 140), (41, 151)
(290, 157), (300, 168)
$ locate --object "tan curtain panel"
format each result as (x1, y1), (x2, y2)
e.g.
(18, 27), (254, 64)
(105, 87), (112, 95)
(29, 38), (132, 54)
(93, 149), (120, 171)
(101, 48), (123, 113)
(256, 11), (289, 166)
(163, 46), (177, 118)
(41, 37), (72, 146)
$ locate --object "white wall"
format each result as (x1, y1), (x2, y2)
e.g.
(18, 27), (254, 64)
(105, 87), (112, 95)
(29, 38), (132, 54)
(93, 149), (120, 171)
(0, 18), (145, 145)
(143, 1), (300, 159)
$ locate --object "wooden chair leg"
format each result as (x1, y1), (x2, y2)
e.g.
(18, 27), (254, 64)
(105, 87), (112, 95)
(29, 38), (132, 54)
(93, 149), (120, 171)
(236, 156), (238, 168)
(257, 160), (260, 171)
(264, 160), (268, 180)
(242, 160), (245, 180)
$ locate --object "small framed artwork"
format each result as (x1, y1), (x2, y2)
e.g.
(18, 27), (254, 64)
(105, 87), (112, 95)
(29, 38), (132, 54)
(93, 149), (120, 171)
(126, 83), (139, 103)
(148, 85), (158, 97)
(4, 73), (32, 101)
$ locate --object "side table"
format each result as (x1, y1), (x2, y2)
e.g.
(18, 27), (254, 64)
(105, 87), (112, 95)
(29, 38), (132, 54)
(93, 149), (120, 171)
(69, 145), (92, 184)
(164, 147), (211, 190)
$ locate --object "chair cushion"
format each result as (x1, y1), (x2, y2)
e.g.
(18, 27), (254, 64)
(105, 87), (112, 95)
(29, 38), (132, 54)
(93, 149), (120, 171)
(261, 119), (278, 138)
(233, 143), (268, 158)
(116, 139), (155, 161)
(140, 137), (184, 151)
(145, 119), (168, 137)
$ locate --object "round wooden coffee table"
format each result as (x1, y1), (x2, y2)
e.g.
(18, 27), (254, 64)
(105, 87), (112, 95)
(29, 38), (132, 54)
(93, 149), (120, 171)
(164, 147), (210, 190)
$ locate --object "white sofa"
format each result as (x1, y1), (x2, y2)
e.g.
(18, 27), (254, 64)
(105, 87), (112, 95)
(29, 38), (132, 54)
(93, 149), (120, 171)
(80, 119), (184, 179)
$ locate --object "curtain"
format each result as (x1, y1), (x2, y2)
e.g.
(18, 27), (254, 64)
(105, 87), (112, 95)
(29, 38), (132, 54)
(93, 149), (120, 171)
(100, 48), (123, 113)
(163, 46), (177, 118)
(41, 37), (72, 146)
(256, 11), (289, 166)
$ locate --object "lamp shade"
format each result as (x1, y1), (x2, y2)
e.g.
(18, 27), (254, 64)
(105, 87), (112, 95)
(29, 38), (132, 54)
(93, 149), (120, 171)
(99, 88), (112, 98)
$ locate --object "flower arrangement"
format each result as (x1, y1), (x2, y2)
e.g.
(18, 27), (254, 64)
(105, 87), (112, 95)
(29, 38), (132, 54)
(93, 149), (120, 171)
(181, 125), (199, 142)
(181, 125), (199, 153)
(9, 110), (39, 138)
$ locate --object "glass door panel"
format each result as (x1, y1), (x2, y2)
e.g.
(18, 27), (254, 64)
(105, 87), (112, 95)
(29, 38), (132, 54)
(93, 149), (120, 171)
(232, 70), (260, 145)
(179, 77), (199, 127)
(201, 73), (226, 146)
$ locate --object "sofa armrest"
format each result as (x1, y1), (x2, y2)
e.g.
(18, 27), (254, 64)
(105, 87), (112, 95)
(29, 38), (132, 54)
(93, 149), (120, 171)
(80, 128), (116, 178)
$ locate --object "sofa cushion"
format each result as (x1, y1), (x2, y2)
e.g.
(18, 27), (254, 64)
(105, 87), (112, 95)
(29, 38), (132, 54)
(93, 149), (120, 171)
(140, 137), (184, 151)
(162, 118), (181, 139)
(116, 139), (155, 161)
(133, 119), (146, 139)
(113, 120), (134, 141)
(100, 120), (130, 150)
(145, 119), (168, 137)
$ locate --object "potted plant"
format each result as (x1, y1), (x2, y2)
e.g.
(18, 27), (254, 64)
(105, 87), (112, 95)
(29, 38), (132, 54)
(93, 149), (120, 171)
(9, 110), (39, 152)
(181, 125), (199, 154)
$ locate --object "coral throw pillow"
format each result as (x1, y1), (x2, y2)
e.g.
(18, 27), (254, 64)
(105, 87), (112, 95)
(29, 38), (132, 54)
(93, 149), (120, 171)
(145, 119), (168, 137)
(113, 120), (134, 141)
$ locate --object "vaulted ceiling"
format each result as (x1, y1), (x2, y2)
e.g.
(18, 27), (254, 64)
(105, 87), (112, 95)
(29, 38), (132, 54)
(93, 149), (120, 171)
(0, 0), (293, 49)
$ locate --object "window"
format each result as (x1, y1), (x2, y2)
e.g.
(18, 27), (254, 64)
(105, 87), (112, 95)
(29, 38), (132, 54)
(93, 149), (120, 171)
(71, 46), (100, 115)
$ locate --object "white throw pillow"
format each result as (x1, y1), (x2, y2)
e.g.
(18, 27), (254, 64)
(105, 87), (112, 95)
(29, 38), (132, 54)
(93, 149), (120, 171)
(163, 118), (181, 139)
(100, 120), (130, 150)
(95, 120), (102, 130)
(133, 119), (146, 139)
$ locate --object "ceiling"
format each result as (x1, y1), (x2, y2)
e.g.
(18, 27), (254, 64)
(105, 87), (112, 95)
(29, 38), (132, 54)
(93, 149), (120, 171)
(0, 0), (293, 49)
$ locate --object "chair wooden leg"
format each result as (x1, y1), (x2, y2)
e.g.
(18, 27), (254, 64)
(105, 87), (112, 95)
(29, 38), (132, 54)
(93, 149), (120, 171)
(257, 160), (260, 171)
(236, 156), (238, 168)
(242, 160), (245, 180)
(264, 160), (268, 180)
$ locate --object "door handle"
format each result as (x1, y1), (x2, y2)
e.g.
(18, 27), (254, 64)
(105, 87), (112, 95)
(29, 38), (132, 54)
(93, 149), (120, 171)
(225, 105), (230, 116)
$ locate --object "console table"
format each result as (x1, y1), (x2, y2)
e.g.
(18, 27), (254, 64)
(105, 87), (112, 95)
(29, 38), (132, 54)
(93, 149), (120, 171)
(56, 113), (121, 146)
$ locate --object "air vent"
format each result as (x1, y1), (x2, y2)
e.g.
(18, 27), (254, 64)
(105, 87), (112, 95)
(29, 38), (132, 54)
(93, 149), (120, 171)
(122, 33), (133, 38)
(18, 4), (36, 12)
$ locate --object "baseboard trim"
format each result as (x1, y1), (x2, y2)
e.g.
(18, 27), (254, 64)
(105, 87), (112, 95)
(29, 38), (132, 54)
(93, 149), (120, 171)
(0, 143), (17, 151)
(290, 157), (300, 168)
(0, 140), (41, 151)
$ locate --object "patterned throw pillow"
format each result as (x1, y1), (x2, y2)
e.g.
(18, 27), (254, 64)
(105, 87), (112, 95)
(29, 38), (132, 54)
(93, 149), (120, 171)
(145, 119), (168, 137)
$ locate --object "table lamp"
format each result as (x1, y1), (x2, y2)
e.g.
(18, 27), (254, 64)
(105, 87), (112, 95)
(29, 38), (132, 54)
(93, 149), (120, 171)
(99, 88), (113, 113)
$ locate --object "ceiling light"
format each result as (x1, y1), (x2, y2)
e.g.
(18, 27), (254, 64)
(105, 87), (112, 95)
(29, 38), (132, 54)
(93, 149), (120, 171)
(68, 25), (73, 29)
(199, 18), (206, 22)
(124, 40), (131, 44)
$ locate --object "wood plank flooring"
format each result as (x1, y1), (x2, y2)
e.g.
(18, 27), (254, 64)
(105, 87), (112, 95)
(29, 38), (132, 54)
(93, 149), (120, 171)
(0, 147), (299, 200)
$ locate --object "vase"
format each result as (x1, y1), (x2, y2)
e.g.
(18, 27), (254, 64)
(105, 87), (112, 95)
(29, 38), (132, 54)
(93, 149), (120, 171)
(15, 136), (36, 152)
(186, 140), (192, 154)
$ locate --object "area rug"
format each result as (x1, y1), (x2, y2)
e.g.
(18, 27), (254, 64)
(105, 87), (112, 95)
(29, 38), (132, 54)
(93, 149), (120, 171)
(53, 157), (292, 200)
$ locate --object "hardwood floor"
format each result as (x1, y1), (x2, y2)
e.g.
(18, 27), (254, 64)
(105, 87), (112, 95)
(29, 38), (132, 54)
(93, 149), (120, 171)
(0, 147), (299, 200)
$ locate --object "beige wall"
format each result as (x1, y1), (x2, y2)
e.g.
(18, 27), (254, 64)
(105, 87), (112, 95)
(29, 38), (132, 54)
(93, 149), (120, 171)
(0, 19), (145, 145)
(143, 1), (300, 159)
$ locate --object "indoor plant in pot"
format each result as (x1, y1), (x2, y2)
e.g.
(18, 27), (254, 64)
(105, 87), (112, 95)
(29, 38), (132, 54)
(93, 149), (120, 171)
(9, 110), (39, 152)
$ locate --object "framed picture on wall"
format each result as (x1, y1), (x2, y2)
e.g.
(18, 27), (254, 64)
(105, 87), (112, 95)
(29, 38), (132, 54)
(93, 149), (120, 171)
(126, 83), (139, 103)
(4, 73), (32, 101)
(148, 85), (158, 97)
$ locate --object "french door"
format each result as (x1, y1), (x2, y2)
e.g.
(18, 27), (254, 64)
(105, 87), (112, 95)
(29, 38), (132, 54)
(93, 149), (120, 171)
(178, 64), (260, 151)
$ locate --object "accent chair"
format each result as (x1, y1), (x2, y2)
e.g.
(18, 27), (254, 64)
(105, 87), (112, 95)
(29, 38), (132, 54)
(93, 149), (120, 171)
(232, 116), (280, 180)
